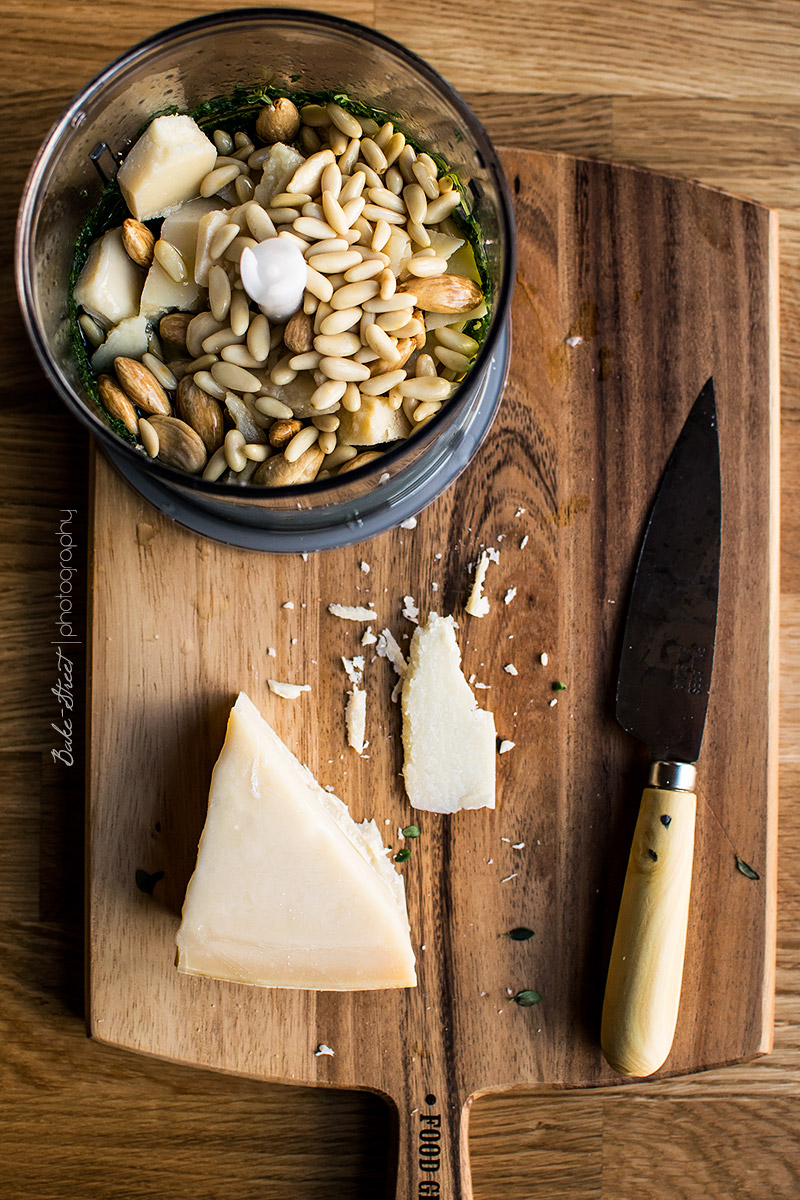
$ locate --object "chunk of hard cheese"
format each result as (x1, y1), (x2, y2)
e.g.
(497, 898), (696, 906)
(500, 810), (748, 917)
(402, 612), (496, 812)
(91, 313), (149, 374)
(73, 226), (143, 328)
(337, 394), (412, 446)
(117, 115), (217, 222)
(254, 142), (305, 207)
(176, 693), (416, 990)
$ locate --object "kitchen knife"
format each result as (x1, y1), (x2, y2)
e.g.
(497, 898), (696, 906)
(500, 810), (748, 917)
(601, 377), (721, 1077)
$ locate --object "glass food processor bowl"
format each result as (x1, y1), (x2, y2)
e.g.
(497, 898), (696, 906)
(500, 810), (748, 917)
(16, 8), (516, 553)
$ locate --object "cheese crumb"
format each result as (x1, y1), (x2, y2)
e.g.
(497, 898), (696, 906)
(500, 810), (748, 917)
(500, 873), (518, 883)
(520, 535), (529, 549)
(475, 682), (491, 689)
(514, 507), (526, 517)
(341, 655), (365, 686)
(402, 595), (419, 624)
(361, 626), (378, 647)
(400, 516), (418, 529)
(549, 697), (558, 707)
(512, 841), (525, 849)
(314, 1044), (335, 1057)
(282, 601), (295, 610)
(504, 587), (517, 605)
(345, 686), (367, 754)
(360, 561), (370, 574)
(503, 664), (518, 676)
(268, 679), (311, 699)
(498, 740), (516, 754)
(566, 335), (583, 346)
(466, 548), (500, 618)
(376, 629), (408, 677)
(268, 647), (277, 657)
(539, 652), (549, 666)
(328, 603), (377, 621)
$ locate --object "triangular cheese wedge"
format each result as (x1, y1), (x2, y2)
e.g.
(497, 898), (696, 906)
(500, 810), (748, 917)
(176, 693), (416, 990)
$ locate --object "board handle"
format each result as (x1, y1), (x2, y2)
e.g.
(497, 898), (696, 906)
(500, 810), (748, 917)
(601, 781), (697, 1077)
(385, 1083), (472, 1199)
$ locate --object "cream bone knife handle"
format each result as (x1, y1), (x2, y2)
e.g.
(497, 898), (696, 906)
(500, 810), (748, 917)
(601, 761), (697, 1077)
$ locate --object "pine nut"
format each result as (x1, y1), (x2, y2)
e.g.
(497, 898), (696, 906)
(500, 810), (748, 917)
(402, 183), (428, 225)
(243, 443), (271, 462)
(314, 332), (361, 357)
(412, 160), (439, 199)
(362, 293), (416, 313)
(392, 317), (425, 339)
(323, 444), (358, 470)
(303, 292), (319, 314)
(341, 383), (362, 412)
(436, 326), (480, 356)
(362, 203), (406, 226)
(320, 191), (350, 235)
(230, 290), (251, 337)
(307, 250), (362, 274)
(378, 267), (397, 299)
(360, 138), (388, 173)
(234, 131), (252, 148)
(365, 323), (400, 362)
(413, 400), (443, 423)
(235, 174), (255, 203)
(286, 148), (336, 195)
(329, 126), (348, 156)
(313, 302), (333, 334)
(301, 201), (325, 221)
(187, 353), (219, 374)
(371, 220), (391, 252)
(399, 375), (451, 400)
(319, 307), (363, 334)
(327, 101), (362, 139)
(306, 264), (334, 302)
(78, 312), (105, 347)
(352, 216), (375, 244)
(154, 239), (188, 283)
(317, 430), (338, 455)
(294, 216), (339, 240)
(202, 327), (245, 354)
(319, 357), (371, 382)
(304, 238), (350, 258)
(245, 205), (277, 241)
(224, 429), (247, 471)
(202, 446), (228, 481)
(340, 172), (367, 204)
(224, 236), (258, 263)
(369, 186), (405, 214)
(211, 361), (262, 393)
(407, 255), (447, 277)
(353, 162), (383, 189)
(255, 396), (294, 419)
(402, 394), (419, 423)
(376, 309), (412, 332)
(434, 346), (472, 373)
(397, 144), (418, 183)
(388, 387), (405, 410)
(213, 129), (234, 154)
(360, 368), (407, 395)
(415, 353), (437, 377)
(311, 379), (348, 411)
(284, 424), (320, 462)
(354, 346), (379, 363)
(344, 258), (383, 282)
(194, 371), (229, 401)
(221, 344), (263, 369)
(384, 132), (406, 168)
(289, 351), (322, 371)
(201, 164), (241, 197)
(267, 207), (302, 224)
(385, 165), (404, 194)
(270, 359), (297, 386)
(341, 196), (367, 228)
(330, 280), (380, 310)
(439, 176), (455, 194)
(141, 353), (177, 390)
(424, 192), (463, 224)
(208, 264), (232, 321)
(339, 137), (361, 175)
(312, 412), (340, 431)
(248, 146), (272, 169)
(299, 126), (321, 155)
(139, 417), (159, 457)
(407, 220), (431, 247)
(300, 104), (330, 127)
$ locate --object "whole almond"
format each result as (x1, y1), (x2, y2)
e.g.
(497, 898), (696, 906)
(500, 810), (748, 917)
(159, 312), (192, 357)
(256, 97), (301, 145)
(268, 418), (303, 448)
(284, 309), (315, 353)
(176, 375), (225, 453)
(399, 273), (482, 313)
(122, 218), (155, 268)
(338, 450), (383, 475)
(114, 357), (171, 415)
(147, 415), (207, 474)
(253, 445), (324, 487)
(97, 374), (139, 436)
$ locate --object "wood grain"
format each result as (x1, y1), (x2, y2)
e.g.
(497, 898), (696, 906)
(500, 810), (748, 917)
(85, 148), (777, 1198)
(3, 3), (800, 1198)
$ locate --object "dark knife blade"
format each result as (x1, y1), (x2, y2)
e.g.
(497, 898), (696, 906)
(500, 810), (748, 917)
(615, 377), (721, 763)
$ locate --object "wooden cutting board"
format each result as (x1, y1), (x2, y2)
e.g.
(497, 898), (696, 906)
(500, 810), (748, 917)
(87, 148), (779, 1200)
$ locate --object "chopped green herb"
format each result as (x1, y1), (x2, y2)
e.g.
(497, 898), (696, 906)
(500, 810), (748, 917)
(135, 868), (164, 895)
(513, 989), (542, 1007)
(552, 681), (566, 692)
(505, 927), (535, 941)
(394, 848), (412, 862)
(735, 855), (760, 881)
(402, 825), (421, 839)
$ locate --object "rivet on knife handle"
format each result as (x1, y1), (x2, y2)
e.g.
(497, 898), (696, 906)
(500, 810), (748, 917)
(601, 762), (696, 1076)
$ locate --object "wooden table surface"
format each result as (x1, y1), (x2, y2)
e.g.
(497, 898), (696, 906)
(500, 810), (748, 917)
(2, 1), (798, 1196)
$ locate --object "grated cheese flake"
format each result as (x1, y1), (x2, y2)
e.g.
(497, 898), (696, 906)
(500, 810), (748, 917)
(268, 679), (311, 700)
(345, 686), (367, 754)
(328, 603), (378, 621)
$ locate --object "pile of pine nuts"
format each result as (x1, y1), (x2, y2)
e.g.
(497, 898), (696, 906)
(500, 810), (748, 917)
(79, 96), (487, 487)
